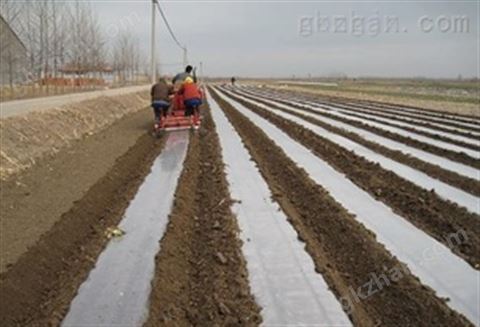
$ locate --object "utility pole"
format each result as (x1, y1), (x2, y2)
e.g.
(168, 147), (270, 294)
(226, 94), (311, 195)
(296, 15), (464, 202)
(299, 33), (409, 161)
(199, 61), (203, 84)
(183, 47), (188, 67)
(150, 0), (157, 84)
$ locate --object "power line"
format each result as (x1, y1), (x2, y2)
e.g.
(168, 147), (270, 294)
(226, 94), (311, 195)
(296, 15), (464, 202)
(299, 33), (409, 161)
(154, 0), (186, 52)
(159, 62), (184, 66)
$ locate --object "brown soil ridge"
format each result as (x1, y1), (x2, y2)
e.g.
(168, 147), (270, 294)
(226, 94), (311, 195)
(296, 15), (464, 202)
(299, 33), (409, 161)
(270, 85), (480, 123)
(260, 87), (480, 135)
(306, 98), (480, 139)
(210, 87), (473, 327)
(350, 97), (480, 125)
(232, 89), (480, 197)
(325, 99), (480, 135)
(145, 102), (261, 325)
(248, 88), (480, 151)
(324, 109), (480, 152)
(0, 131), (167, 326)
(0, 109), (153, 273)
(258, 90), (480, 169)
(222, 88), (480, 268)
(273, 88), (480, 134)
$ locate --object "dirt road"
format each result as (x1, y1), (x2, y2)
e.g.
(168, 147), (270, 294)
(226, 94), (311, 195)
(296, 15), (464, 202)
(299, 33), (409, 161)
(0, 84), (149, 118)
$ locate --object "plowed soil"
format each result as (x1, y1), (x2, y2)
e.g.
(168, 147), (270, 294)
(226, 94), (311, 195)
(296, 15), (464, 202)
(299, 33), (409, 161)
(0, 118), (167, 326)
(270, 88), (480, 150)
(0, 108), (153, 272)
(210, 87), (472, 327)
(234, 89), (480, 196)
(145, 101), (262, 325)
(1, 85), (477, 326)
(331, 109), (480, 151)
(272, 94), (480, 169)
(270, 86), (480, 123)
(319, 102), (480, 139)
(332, 97), (480, 127)
(222, 89), (480, 268)
(268, 91), (480, 138)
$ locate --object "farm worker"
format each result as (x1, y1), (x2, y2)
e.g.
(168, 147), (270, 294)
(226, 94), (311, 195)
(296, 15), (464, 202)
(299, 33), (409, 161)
(172, 65), (197, 89)
(151, 77), (174, 126)
(178, 76), (202, 128)
(231, 77), (236, 86)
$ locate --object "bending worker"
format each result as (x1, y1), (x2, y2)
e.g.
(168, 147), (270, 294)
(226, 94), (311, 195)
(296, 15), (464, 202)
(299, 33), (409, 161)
(151, 77), (174, 126)
(178, 76), (202, 128)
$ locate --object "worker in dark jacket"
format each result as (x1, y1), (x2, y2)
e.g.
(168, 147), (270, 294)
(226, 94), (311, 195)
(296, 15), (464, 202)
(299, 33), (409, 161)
(151, 77), (174, 123)
(172, 65), (196, 88)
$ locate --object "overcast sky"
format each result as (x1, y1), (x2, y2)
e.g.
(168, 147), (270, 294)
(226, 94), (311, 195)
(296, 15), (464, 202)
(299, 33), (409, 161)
(93, 0), (478, 78)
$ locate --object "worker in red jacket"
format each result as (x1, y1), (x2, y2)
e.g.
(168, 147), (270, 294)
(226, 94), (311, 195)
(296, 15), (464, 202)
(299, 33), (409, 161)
(179, 77), (202, 128)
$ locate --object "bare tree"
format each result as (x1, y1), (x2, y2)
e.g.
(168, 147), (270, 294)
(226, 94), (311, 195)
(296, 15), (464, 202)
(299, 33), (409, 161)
(112, 30), (140, 85)
(87, 8), (106, 88)
(1, 0), (147, 99)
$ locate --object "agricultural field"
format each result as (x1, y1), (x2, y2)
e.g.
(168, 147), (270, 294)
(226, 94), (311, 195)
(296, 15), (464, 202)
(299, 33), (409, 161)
(1, 83), (478, 326)
(271, 78), (480, 117)
(1, 0), (478, 325)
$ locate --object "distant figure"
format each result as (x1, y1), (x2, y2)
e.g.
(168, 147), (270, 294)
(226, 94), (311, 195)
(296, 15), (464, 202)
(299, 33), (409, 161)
(151, 77), (174, 123)
(231, 76), (236, 86)
(172, 65), (196, 89)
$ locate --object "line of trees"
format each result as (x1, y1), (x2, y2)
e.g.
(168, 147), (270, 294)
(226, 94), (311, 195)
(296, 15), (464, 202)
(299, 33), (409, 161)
(0, 0), (147, 94)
